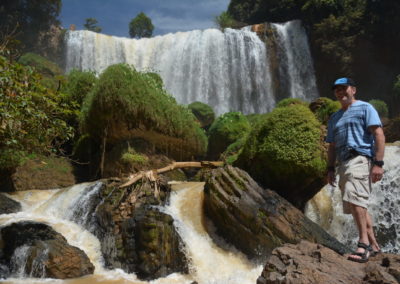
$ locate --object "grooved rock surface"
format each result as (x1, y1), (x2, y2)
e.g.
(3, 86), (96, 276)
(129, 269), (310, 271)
(257, 240), (400, 284)
(203, 166), (348, 260)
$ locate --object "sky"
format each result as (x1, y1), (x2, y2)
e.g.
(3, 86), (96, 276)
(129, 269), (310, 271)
(60, 0), (231, 37)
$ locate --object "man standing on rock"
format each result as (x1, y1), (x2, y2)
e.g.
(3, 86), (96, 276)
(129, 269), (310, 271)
(326, 77), (385, 263)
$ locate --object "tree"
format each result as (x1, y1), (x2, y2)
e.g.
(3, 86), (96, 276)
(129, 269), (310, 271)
(215, 11), (236, 30)
(84, 18), (102, 33)
(0, 0), (61, 52)
(129, 12), (154, 39)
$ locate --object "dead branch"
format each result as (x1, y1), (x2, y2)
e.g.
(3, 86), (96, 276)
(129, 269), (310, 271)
(119, 161), (224, 188)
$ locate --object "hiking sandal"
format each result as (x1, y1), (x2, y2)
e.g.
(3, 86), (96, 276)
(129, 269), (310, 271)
(347, 242), (371, 263)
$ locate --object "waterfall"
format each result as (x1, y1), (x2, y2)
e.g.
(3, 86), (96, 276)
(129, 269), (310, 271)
(65, 21), (318, 115)
(271, 20), (318, 100)
(305, 145), (400, 252)
(1, 182), (261, 283)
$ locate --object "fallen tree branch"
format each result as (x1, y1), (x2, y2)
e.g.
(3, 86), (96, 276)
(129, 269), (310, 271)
(119, 161), (224, 188)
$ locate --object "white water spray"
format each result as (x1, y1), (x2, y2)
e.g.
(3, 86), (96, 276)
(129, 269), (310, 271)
(305, 146), (400, 252)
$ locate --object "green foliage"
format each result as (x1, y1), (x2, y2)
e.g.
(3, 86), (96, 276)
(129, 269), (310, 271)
(17, 52), (64, 90)
(215, 11), (236, 30)
(0, 52), (73, 170)
(120, 147), (148, 166)
(276, 97), (308, 108)
(310, 97), (341, 124)
(63, 69), (97, 106)
(188, 101), (215, 129)
(369, 99), (389, 118)
(235, 104), (325, 191)
(80, 63), (207, 160)
(18, 53), (62, 77)
(207, 112), (251, 159)
(129, 12), (154, 39)
(84, 18), (102, 33)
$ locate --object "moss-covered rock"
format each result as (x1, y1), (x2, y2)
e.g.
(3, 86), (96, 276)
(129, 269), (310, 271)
(235, 104), (326, 209)
(276, 97), (308, 108)
(188, 101), (215, 129)
(309, 97), (341, 125)
(80, 64), (207, 161)
(207, 112), (251, 160)
(203, 166), (348, 260)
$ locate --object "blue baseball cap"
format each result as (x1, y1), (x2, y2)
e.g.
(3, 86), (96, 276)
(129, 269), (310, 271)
(332, 77), (356, 90)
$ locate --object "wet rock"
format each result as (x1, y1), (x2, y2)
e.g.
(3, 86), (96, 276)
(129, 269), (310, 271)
(257, 240), (400, 284)
(203, 166), (348, 260)
(0, 193), (21, 214)
(93, 177), (188, 280)
(0, 221), (94, 279)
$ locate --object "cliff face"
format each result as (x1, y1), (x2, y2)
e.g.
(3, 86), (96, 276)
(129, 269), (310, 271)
(229, 0), (400, 117)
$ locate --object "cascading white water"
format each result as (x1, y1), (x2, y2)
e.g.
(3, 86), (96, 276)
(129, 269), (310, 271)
(305, 145), (400, 252)
(271, 20), (318, 101)
(65, 21), (318, 115)
(0, 182), (261, 283)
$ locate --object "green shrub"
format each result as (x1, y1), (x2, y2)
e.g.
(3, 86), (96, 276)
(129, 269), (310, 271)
(309, 97), (341, 124)
(188, 101), (215, 129)
(276, 98), (308, 108)
(369, 99), (389, 118)
(235, 104), (326, 207)
(215, 11), (236, 30)
(0, 53), (73, 170)
(80, 64), (207, 160)
(207, 112), (251, 160)
(64, 69), (97, 105)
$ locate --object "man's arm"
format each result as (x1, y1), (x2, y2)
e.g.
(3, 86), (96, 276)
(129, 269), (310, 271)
(369, 125), (385, 183)
(327, 142), (336, 186)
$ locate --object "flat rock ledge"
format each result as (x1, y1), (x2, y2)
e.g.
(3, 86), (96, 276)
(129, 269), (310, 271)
(257, 240), (400, 284)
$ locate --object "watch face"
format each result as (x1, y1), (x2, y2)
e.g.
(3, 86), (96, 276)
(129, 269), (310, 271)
(374, 160), (384, 167)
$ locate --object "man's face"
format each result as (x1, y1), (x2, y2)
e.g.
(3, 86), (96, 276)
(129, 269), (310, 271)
(334, 85), (356, 107)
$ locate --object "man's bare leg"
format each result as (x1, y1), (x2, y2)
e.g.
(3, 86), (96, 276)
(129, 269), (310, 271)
(348, 204), (370, 261)
(366, 212), (380, 253)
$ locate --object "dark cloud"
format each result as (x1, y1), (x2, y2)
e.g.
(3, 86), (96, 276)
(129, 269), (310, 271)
(60, 0), (229, 37)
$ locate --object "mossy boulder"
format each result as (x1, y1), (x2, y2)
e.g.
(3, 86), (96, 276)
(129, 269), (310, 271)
(80, 64), (207, 161)
(207, 112), (251, 160)
(276, 97), (308, 108)
(188, 101), (215, 129)
(309, 97), (341, 125)
(235, 104), (326, 209)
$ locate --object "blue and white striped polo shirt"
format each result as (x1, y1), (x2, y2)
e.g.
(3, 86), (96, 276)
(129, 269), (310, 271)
(326, 100), (382, 162)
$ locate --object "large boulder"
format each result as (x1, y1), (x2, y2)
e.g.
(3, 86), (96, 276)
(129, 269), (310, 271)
(257, 240), (400, 284)
(0, 193), (21, 214)
(92, 177), (188, 280)
(188, 101), (215, 129)
(0, 221), (94, 279)
(203, 166), (347, 260)
(81, 64), (207, 161)
(234, 104), (326, 209)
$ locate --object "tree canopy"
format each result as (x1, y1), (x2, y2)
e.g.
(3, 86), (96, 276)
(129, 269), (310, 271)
(84, 18), (102, 33)
(129, 12), (154, 39)
(0, 0), (61, 52)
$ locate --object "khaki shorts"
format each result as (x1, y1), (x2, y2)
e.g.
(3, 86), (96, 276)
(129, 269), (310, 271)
(337, 155), (372, 214)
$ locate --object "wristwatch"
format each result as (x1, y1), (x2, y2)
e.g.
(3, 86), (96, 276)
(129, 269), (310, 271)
(373, 160), (384, 167)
